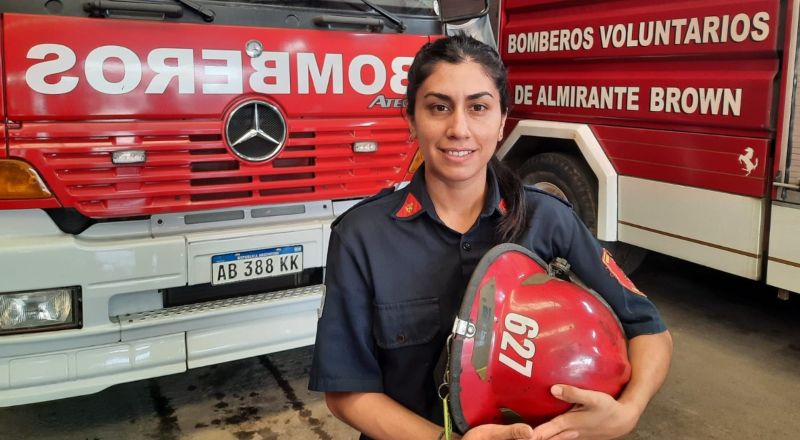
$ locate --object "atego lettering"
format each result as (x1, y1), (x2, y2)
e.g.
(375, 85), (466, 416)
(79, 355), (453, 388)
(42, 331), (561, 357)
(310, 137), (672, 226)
(25, 44), (413, 96)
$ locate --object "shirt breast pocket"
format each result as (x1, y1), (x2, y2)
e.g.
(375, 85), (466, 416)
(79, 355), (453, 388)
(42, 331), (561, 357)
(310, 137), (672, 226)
(373, 297), (440, 350)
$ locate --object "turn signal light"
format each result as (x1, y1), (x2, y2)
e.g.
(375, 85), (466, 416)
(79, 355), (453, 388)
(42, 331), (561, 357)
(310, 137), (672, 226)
(0, 160), (52, 199)
(407, 149), (424, 174)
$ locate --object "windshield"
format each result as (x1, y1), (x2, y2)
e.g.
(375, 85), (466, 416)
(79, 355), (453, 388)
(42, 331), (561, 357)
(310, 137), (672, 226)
(216, 0), (438, 16)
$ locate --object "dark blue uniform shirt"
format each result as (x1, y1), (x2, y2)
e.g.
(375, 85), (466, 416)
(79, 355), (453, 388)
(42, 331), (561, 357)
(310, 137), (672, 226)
(308, 166), (666, 437)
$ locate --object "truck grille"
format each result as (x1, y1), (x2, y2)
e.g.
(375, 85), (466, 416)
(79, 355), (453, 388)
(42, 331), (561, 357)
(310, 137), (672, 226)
(12, 117), (415, 218)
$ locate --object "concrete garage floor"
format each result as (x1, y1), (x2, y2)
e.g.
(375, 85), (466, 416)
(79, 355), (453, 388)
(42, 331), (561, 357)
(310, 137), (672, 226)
(628, 254), (800, 439)
(1, 252), (799, 439)
(1, 345), (356, 439)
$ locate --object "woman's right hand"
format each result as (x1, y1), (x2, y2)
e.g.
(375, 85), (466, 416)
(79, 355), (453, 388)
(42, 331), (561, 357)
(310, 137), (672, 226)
(462, 423), (535, 440)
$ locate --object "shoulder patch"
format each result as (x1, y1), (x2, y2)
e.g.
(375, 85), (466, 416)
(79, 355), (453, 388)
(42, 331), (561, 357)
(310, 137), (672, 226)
(497, 198), (508, 216)
(602, 248), (646, 297)
(395, 192), (423, 218)
(524, 185), (573, 208)
(331, 187), (395, 229)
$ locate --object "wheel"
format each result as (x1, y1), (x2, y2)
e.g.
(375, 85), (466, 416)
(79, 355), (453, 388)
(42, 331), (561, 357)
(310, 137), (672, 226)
(600, 240), (647, 275)
(517, 152), (598, 233)
(516, 152), (646, 274)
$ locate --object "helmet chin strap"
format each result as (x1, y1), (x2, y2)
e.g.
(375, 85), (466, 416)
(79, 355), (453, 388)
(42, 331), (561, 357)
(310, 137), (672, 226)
(439, 333), (455, 440)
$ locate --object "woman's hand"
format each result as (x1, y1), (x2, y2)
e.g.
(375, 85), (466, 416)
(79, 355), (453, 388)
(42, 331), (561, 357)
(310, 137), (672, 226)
(462, 423), (535, 440)
(529, 385), (640, 440)
(530, 332), (673, 439)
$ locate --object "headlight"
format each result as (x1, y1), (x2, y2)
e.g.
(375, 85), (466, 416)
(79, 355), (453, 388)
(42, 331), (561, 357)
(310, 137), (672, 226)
(0, 287), (81, 335)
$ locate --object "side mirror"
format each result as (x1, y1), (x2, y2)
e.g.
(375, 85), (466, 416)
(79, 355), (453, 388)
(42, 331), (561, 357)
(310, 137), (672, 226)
(439, 0), (490, 23)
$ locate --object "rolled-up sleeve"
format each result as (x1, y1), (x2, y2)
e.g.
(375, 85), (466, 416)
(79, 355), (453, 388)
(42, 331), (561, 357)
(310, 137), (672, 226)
(308, 228), (384, 392)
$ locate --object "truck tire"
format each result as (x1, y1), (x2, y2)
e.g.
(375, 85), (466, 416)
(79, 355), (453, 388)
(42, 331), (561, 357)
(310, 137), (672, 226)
(518, 153), (598, 233)
(516, 152), (646, 274)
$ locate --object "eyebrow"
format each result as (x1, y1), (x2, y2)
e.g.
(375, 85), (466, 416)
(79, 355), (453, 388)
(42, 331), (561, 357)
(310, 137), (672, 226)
(423, 91), (495, 102)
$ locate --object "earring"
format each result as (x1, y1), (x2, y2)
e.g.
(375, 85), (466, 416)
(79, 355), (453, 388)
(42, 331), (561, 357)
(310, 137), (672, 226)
(407, 131), (416, 143)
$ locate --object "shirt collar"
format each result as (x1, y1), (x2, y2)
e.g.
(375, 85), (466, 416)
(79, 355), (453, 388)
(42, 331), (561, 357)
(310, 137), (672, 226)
(482, 164), (506, 218)
(392, 164), (507, 221)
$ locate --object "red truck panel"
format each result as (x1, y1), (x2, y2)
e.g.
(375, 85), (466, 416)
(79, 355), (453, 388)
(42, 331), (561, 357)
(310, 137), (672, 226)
(593, 125), (769, 197)
(11, 117), (413, 218)
(4, 14), (426, 120)
(3, 14), (428, 218)
(504, 0), (779, 62)
(0, 15), (5, 158)
(502, 0), (782, 196)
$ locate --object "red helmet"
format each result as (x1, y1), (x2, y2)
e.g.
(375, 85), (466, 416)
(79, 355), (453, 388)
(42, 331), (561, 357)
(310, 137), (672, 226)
(447, 244), (631, 431)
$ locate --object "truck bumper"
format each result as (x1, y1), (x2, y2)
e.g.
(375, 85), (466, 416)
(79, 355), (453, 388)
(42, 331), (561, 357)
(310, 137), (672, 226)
(0, 285), (321, 407)
(0, 205), (333, 406)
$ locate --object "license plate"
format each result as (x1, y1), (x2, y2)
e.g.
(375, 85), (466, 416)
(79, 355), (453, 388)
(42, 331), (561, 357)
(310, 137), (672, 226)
(211, 245), (303, 285)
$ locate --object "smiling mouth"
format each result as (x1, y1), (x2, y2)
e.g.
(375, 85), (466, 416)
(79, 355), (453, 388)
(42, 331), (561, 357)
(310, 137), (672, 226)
(443, 149), (475, 157)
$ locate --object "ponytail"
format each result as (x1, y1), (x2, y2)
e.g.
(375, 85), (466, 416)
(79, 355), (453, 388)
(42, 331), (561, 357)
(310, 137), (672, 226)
(491, 157), (527, 243)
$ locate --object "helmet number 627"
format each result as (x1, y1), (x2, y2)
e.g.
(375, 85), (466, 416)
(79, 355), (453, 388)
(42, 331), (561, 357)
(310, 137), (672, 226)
(498, 312), (540, 377)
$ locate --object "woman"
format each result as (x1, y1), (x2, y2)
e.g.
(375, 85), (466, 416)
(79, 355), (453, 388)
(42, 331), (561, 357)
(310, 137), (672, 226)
(309, 35), (672, 440)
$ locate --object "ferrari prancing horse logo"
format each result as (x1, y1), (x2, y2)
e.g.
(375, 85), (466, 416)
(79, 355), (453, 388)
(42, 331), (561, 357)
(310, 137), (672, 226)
(738, 147), (759, 176)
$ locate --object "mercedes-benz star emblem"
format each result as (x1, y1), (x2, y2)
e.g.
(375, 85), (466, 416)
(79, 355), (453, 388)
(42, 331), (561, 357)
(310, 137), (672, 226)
(225, 101), (287, 162)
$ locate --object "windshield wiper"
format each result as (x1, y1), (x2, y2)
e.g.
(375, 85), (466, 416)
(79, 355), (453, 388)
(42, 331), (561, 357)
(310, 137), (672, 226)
(173, 0), (215, 22)
(361, 0), (405, 32)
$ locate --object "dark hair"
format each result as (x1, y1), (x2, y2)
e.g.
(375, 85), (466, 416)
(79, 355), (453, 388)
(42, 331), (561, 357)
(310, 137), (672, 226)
(405, 34), (527, 242)
(406, 34), (509, 117)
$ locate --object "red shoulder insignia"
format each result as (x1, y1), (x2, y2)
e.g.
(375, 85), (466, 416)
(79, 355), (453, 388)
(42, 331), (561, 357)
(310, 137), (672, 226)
(498, 198), (508, 216)
(395, 192), (422, 218)
(602, 248), (646, 297)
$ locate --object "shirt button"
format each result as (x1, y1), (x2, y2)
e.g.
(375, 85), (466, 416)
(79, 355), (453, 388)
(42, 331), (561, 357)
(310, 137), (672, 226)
(462, 242), (472, 251)
(396, 333), (406, 343)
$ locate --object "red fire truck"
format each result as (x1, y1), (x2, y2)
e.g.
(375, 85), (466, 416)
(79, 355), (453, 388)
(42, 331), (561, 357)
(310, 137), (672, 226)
(0, 0), (473, 406)
(492, 0), (800, 300)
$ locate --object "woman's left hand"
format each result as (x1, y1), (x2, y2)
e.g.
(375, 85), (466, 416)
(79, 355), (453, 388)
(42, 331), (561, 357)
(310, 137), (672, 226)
(529, 384), (641, 440)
